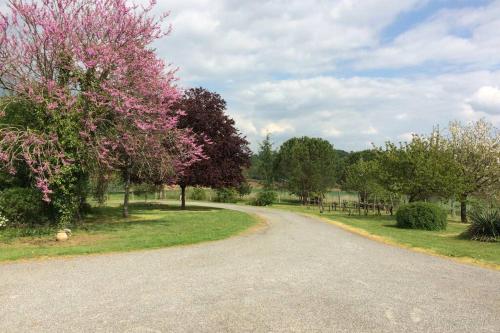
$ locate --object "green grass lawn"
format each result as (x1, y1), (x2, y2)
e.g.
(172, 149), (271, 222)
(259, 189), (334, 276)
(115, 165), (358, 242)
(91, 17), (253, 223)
(0, 202), (257, 262)
(274, 204), (500, 268)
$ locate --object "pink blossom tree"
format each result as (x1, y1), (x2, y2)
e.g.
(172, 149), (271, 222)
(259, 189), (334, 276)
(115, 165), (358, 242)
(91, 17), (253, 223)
(0, 0), (202, 223)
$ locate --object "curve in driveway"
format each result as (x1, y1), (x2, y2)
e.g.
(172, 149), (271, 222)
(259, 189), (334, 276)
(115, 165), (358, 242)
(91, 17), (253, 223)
(1, 203), (499, 332)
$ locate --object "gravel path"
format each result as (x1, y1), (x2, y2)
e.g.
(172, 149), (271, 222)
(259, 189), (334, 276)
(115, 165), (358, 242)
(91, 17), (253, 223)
(0, 204), (499, 332)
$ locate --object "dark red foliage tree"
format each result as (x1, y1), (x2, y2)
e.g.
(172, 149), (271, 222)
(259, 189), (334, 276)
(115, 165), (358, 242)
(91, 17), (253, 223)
(176, 88), (251, 209)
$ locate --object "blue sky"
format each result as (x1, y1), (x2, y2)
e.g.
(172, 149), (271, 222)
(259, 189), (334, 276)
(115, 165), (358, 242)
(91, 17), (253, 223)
(2, 0), (499, 151)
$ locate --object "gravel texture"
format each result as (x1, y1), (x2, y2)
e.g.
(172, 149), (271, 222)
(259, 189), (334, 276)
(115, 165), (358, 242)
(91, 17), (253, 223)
(0, 204), (499, 332)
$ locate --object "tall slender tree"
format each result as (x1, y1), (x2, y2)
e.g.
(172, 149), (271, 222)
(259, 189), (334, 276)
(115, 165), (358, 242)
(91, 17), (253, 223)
(255, 134), (276, 189)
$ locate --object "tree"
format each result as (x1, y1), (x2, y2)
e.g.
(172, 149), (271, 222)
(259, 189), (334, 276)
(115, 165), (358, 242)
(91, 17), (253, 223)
(376, 129), (459, 203)
(0, 0), (201, 223)
(344, 159), (385, 214)
(176, 87), (251, 209)
(254, 134), (276, 188)
(338, 149), (376, 185)
(275, 137), (337, 204)
(448, 119), (500, 223)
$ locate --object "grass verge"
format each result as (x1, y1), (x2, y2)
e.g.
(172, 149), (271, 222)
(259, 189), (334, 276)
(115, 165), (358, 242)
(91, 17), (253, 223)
(274, 204), (500, 270)
(0, 202), (257, 262)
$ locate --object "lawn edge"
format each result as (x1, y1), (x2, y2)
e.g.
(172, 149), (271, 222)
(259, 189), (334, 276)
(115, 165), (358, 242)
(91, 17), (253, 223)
(299, 212), (500, 272)
(0, 209), (264, 265)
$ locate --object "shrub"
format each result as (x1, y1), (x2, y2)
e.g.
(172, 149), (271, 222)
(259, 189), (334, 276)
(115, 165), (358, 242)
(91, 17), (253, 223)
(190, 187), (207, 201)
(396, 202), (447, 231)
(0, 187), (47, 226)
(251, 190), (277, 206)
(463, 208), (500, 242)
(213, 188), (238, 203)
(237, 181), (252, 198)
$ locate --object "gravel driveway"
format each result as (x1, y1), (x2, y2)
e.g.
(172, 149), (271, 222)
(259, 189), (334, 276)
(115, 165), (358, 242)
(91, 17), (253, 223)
(1, 204), (499, 332)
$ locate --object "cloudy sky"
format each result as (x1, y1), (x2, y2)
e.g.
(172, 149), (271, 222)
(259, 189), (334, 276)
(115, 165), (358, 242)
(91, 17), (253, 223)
(3, 0), (500, 151)
(149, 0), (500, 151)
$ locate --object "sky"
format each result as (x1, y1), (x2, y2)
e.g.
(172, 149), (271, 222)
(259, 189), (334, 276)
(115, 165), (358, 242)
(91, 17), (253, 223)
(2, 0), (500, 151)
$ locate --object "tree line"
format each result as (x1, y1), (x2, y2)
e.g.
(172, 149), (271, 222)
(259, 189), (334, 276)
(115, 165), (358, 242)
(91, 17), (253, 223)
(250, 120), (499, 223)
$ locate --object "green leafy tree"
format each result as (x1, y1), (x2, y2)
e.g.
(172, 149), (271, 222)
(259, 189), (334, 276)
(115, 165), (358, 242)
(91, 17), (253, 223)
(275, 137), (337, 203)
(377, 129), (459, 202)
(344, 159), (386, 212)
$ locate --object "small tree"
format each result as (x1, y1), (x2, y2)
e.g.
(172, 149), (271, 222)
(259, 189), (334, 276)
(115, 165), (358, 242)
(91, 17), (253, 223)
(344, 159), (385, 214)
(255, 134), (276, 189)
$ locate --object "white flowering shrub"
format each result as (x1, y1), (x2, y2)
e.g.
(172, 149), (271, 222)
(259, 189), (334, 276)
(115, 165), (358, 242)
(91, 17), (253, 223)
(0, 212), (8, 228)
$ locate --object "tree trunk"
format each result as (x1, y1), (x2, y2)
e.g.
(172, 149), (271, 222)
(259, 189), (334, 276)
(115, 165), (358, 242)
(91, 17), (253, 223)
(180, 184), (186, 210)
(123, 167), (131, 218)
(460, 194), (468, 223)
(357, 192), (361, 215)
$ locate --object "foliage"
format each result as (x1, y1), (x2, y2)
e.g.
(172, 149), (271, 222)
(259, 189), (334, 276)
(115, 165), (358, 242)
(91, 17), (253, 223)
(213, 188), (238, 203)
(275, 137), (338, 203)
(376, 129), (460, 202)
(0, 212), (8, 228)
(338, 149), (376, 185)
(344, 158), (387, 202)
(396, 202), (447, 231)
(132, 183), (157, 201)
(463, 208), (500, 242)
(251, 190), (277, 206)
(176, 88), (251, 189)
(190, 187), (207, 201)
(236, 181), (252, 198)
(0, 187), (49, 226)
(254, 134), (276, 188)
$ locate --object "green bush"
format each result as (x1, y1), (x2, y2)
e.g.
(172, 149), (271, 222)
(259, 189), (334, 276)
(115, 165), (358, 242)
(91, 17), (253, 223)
(251, 190), (277, 206)
(213, 188), (238, 203)
(463, 208), (500, 242)
(396, 202), (447, 231)
(237, 181), (252, 197)
(190, 187), (207, 201)
(0, 187), (48, 226)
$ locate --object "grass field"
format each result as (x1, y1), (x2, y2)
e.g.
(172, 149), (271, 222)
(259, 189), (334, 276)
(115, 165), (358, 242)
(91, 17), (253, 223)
(274, 204), (500, 268)
(0, 201), (257, 262)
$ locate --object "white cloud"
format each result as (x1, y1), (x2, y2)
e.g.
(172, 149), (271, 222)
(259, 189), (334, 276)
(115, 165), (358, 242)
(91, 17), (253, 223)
(398, 132), (414, 142)
(229, 71), (500, 150)
(468, 86), (500, 115)
(354, 1), (500, 70)
(260, 122), (295, 136)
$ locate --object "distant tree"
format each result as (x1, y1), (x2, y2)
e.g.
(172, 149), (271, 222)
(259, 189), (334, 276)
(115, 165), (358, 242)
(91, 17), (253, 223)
(275, 137), (337, 203)
(448, 119), (500, 223)
(338, 149), (377, 185)
(376, 129), (459, 202)
(345, 159), (385, 211)
(254, 134), (276, 189)
(176, 88), (251, 209)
